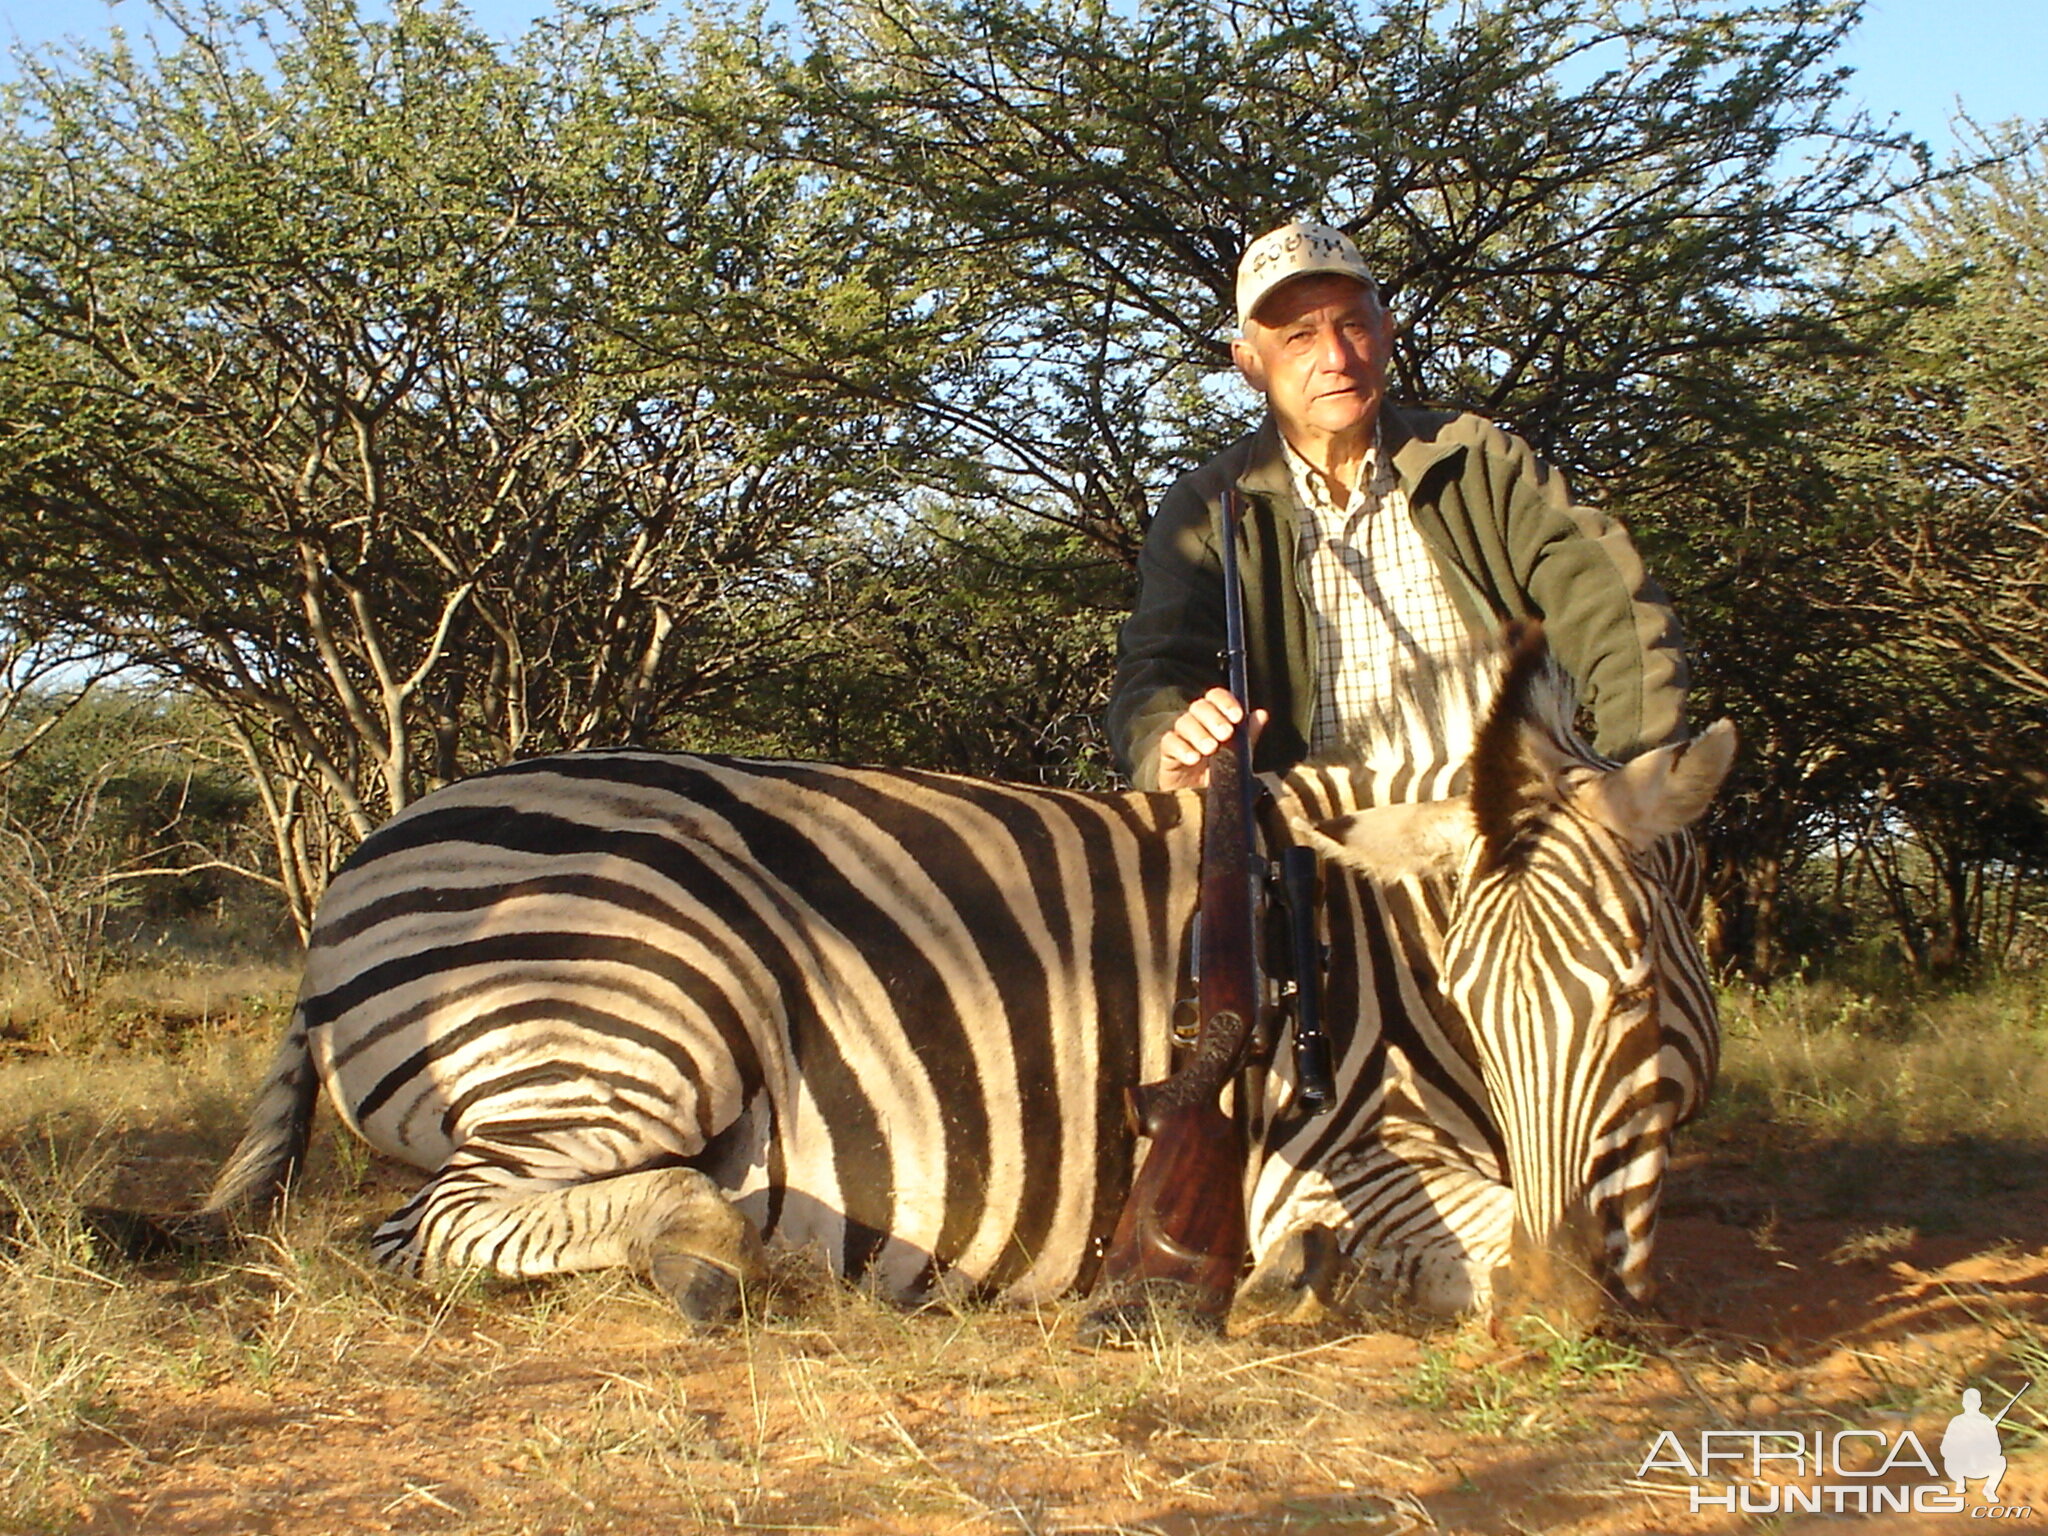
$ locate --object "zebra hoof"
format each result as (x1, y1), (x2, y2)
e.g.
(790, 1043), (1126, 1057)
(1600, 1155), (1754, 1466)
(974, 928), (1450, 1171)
(648, 1251), (747, 1323)
(1078, 1279), (1226, 1348)
(1230, 1224), (1341, 1332)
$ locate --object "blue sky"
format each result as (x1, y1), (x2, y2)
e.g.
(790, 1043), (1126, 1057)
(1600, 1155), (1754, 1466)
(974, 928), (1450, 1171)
(2, 0), (2044, 155)
(1831, 0), (2048, 149)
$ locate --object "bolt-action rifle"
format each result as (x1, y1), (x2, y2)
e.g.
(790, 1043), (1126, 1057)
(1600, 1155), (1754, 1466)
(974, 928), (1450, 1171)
(1093, 485), (1332, 1325)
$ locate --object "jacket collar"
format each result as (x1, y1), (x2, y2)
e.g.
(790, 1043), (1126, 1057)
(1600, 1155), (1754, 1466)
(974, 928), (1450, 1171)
(1236, 403), (1466, 505)
(1235, 416), (1292, 507)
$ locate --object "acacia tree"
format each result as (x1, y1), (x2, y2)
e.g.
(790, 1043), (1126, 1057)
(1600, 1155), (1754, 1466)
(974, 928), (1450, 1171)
(699, 0), (1919, 560)
(1852, 128), (2048, 710)
(1812, 126), (2048, 970)
(0, 0), (2004, 975)
(0, 684), (262, 1002)
(1643, 121), (2048, 977)
(646, 0), (1939, 821)
(0, 0), (888, 929)
(684, 0), (1943, 936)
(708, 514), (1127, 782)
(0, 632), (127, 997)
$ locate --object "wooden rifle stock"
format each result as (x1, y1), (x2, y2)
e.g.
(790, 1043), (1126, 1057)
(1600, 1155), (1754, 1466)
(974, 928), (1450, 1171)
(1096, 487), (1261, 1319)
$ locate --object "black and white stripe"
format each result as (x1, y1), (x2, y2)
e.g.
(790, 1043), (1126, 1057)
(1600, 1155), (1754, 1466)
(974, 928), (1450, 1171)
(1247, 637), (1732, 1320)
(203, 637), (1733, 1323)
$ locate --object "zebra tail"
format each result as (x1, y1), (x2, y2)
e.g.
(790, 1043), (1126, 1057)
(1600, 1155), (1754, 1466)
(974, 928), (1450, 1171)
(188, 1002), (323, 1237)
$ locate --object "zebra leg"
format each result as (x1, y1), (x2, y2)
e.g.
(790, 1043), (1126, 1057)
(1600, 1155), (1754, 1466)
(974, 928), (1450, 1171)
(1311, 1133), (1513, 1321)
(1231, 1222), (1346, 1330)
(369, 1152), (766, 1322)
(1239, 1140), (1512, 1326)
(1356, 1130), (1514, 1319)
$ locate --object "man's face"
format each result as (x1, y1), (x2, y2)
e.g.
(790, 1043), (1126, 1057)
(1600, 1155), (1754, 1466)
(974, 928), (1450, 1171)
(1231, 274), (1394, 447)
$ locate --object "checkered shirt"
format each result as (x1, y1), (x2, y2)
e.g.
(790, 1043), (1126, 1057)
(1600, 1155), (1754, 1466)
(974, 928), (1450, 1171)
(1284, 433), (1472, 755)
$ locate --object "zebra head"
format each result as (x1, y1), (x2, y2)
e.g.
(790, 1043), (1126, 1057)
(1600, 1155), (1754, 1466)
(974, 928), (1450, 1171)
(1245, 630), (1735, 1331)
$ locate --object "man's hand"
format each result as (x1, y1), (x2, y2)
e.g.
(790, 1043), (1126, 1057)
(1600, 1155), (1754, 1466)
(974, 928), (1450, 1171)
(1156, 687), (1268, 790)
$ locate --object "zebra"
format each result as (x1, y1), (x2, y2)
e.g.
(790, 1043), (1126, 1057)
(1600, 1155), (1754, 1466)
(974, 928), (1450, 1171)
(196, 631), (1734, 1328)
(1240, 633), (1730, 1327)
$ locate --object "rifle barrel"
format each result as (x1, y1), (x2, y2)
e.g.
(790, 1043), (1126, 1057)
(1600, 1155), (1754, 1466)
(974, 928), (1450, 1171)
(1990, 1381), (2032, 1425)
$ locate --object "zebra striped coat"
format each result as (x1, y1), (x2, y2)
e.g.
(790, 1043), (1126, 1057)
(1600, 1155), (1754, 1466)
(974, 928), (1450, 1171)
(203, 638), (1734, 1325)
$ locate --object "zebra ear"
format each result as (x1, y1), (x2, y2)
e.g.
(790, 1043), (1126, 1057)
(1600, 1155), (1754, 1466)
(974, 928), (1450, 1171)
(1302, 797), (1474, 883)
(1573, 719), (1738, 849)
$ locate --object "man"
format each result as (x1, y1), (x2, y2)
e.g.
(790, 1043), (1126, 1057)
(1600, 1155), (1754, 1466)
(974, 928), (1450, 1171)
(1108, 218), (1688, 790)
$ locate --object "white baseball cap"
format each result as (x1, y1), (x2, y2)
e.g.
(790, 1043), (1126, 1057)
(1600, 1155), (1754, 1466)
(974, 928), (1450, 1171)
(1235, 219), (1378, 330)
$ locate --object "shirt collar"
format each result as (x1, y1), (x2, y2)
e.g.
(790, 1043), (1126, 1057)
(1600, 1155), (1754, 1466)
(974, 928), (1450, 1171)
(1280, 427), (1382, 521)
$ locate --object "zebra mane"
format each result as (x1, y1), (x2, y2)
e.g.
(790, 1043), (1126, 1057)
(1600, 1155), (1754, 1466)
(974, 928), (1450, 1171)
(1469, 623), (1570, 870)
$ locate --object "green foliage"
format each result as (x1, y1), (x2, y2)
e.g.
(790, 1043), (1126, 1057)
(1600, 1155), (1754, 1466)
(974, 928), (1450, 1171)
(0, 0), (905, 925)
(1699, 123), (2048, 977)
(693, 512), (1125, 782)
(761, 0), (1911, 555)
(0, 0), (2037, 977)
(0, 686), (270, 1000)
(1709, 971), (2048, 1149)
(1851, 126), (2048, 706)
(2, 691), (249, 845)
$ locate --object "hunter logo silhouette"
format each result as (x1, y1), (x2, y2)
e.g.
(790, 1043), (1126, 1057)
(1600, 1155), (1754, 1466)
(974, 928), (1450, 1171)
(1942, 1383), (2029, 1502)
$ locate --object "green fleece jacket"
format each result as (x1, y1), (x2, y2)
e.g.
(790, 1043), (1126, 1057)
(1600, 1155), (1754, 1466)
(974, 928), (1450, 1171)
(1108, 405), (1689, 789)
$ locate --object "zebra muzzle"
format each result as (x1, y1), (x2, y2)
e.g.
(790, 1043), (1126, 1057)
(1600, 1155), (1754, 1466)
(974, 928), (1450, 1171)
(1492, 1208), (1612, 1336)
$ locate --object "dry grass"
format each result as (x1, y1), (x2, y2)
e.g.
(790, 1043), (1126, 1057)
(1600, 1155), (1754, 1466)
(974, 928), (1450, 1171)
(1709, 972), (2048, 1147)
(0, 965), (2039, 1533)
(0, 957), (296, 1062)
